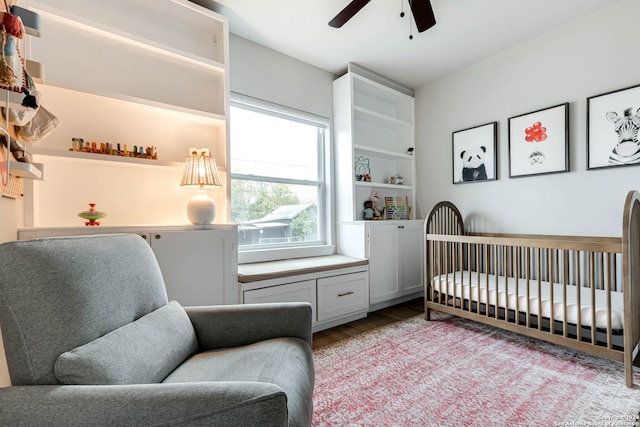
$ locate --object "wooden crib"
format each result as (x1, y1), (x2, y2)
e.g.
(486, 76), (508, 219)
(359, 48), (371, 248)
(424, 191), (640, 387)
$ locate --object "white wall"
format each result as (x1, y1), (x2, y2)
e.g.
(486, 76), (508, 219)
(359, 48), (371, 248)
(229, 34), (334, 119)
(415, 0), (640, 237)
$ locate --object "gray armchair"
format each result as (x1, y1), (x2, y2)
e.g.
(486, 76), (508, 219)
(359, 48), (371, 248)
(0, 234), (314, 426)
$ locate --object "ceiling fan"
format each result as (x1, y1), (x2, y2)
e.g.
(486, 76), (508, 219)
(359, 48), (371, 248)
(328, 0), (436, 33)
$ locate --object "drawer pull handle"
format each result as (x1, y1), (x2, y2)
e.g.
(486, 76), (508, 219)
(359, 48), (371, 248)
(338, 291), (354, 297)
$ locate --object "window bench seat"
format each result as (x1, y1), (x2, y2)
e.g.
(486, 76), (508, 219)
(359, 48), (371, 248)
(238, 255), (370, 332)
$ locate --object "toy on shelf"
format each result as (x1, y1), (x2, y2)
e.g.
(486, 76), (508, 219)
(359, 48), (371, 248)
(77, 203), (106, 226)
(70, 137), (158, 160)
(385, 174), (403, 185)
(354, 155), (371, 182)
(385, 196), (411, 220)
(363, 200), (375, 220)
(369, 188), (384, 220)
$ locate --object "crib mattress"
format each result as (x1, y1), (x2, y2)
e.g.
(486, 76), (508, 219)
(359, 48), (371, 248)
(433, 271), (624, 330)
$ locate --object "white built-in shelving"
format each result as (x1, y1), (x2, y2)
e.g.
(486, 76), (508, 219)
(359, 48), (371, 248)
(20, 0), (231, 226)
(334, 71), (416, 222)
(334, 67), (423, 310)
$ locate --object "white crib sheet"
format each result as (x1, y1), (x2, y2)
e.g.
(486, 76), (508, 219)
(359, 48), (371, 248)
(433, 271), (624, 330)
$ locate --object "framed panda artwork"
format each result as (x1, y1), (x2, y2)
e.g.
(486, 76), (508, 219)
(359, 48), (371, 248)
(587, 83), (640, 170)
(452, 121), (497, 184)
(508, 103), (569, 178)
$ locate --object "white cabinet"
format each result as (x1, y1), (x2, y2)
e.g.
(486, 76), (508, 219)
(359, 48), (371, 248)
(18, 225), (238, 305)
(140, 229), (237, 306)
(338, 220), (424, 309)
(333, 70), (416, 222)
(239, 264), (369, 332)
(243, 280), (317, 321)
(22, 0), (231, 227)
(333, 69), (421, 310)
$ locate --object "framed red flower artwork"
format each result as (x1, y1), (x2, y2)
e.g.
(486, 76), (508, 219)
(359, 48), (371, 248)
(508, 103), (569, 178)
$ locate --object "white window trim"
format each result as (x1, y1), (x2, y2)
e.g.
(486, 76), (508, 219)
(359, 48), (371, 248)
(231, 93), (335, 264)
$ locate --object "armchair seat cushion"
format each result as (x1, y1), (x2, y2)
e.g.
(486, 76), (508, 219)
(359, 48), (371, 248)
(54, 301), (198, 385)
(163, 337), (314, 427)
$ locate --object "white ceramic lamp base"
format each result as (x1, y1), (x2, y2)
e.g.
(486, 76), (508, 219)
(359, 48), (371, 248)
(187, 190), (216, 225)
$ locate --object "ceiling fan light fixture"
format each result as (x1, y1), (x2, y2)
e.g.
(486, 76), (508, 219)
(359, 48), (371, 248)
(329, 0), (436, 36)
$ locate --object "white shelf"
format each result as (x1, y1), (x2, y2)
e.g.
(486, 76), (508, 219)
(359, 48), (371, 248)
(353, 106), (412, 129)
(355, 181), (413, 191)
(9, 161), (43, 179)
(43, 84), (227, 123)
(354, 144), (414, 160)
(30, 147), (182, 169)
(30, 1), (226, 74)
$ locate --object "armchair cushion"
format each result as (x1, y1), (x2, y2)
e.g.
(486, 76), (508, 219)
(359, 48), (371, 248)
(54, 301), (197, 385)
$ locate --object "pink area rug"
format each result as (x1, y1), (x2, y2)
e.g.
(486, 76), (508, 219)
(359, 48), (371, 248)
(312, 313), (640, 426)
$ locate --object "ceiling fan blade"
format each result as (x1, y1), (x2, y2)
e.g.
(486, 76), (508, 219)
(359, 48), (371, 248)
(329, 0), (371, 28)
(410, 0), (436, 32)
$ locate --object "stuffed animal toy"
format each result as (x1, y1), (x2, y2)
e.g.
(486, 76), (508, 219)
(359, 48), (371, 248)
(369, 189), (384, 218)
(460, 146), (487, 181)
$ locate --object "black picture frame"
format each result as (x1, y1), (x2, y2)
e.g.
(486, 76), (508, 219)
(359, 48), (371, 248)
(508, 103), (569, 178)
(452, 121), (497, 184)
(587, 83), (640, 170)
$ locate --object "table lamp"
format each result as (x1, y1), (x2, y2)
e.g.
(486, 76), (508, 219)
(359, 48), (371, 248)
(180, 148), (222, 224)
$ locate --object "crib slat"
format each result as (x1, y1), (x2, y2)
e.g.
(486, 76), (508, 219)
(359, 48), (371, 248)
(537, 247), (542, 331)
(549, 249), (555, 333)
(606, 253), (613, 349)
(526, 248), (531, 328)
(562, 250), (569, 338)
(589, 252), (596, 344)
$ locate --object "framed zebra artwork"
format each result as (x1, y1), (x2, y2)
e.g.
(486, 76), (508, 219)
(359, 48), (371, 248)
(452, 121), (497, 184)
(587, 83), (640, 170)
(508, 103), (569, 178)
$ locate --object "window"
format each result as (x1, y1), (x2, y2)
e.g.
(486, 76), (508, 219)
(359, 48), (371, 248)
(230, 95), (331, 260)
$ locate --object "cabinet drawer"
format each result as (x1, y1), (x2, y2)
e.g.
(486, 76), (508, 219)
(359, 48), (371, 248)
(243, 280), (317, 323)
(317, 272), (368, 322)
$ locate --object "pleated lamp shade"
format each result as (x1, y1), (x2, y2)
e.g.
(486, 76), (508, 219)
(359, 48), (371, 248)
(180, 148), (222, 224)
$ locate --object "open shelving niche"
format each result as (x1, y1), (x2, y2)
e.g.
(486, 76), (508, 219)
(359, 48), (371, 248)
(335, 71), (416, 222)
(19, 0), (231, 227)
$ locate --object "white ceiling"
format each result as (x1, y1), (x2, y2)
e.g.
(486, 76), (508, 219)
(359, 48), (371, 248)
(204, 0), (619, 89)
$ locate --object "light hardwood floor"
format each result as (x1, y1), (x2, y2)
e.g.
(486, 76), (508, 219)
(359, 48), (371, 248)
(312, 297), (424, 350)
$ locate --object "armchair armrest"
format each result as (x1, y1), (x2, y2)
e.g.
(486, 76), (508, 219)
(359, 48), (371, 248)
(0, 382), (287, 427)
(185, 302), (313, 350)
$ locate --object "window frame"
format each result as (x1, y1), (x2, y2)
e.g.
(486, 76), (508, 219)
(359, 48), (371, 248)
(230, 93), (335, 264)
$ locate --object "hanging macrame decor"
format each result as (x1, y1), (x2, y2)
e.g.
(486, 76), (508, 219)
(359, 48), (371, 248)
(0, 0), (37, 109)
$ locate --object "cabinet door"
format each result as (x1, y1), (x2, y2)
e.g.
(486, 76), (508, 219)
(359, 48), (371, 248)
(398, 222), (424, 295)
(368, 224), (400, 304)
(149, 230), (229, 306)
(243, 280), (317, 323)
